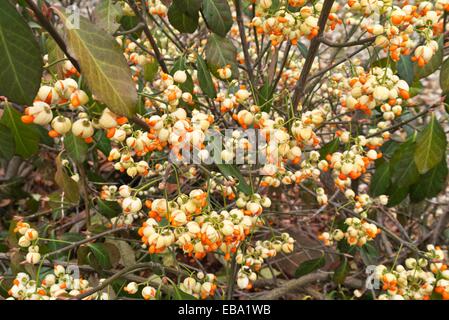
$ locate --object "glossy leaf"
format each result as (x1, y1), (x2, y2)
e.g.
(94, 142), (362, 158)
(87, 243), (113, 270)
(410, 158), (448, 203)
(0, 124), (15, 160)
(0, 105), (39, 158)
(414, 114), (447, 174)
(369, 159), (391, 197)
(95, 0), (123, 34)
(106, 239), (136, 267)
(217, 164), (252, 195)
(440, 58), (449, 94)
(168, 2), (199, 34)
(0, 1), (43, 105)
(390, 138), (419, 188)
(54, 154), (80, 204)
(178, 0), (202, 16)
(46, 38), (66, 79)
(143, 58), (159, 82)
(359, 243), (379, 266)
(333, 256), (349, 285)
(386, 184), (409, 207)
(65, 133), (88, 163)
(205, 34), (237, 77)
(196, 55), (216, 98)
(295, 255), (325, 278)
(57, 12), (137, 117)
(319, 138), (340, 159)
(97, 199), (121, 219)
(202, 0), (233, 36)
(94, 130), (112, 156)
(397, 55), (414, 85)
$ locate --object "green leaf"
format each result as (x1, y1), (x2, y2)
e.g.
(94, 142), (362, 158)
(172, 284), (197, 300)
(415, 36), (443, 79)
(386, 184), (409, 207)
(97, 199), (121, 219)
(440, 58), (449, 94)
(65, 133), (88, 163)
(48, 232), (84, 253)
(294, 255), (325, 278)
(333, 256), (349, 285)
(205, 34), (238, 78)
(120, 15), (142, 37)
(0, 124), (15, 160)
(168, 2), (199, 34)
(0, 1), (43, 105)
(87, 243), (112, 270)
(369, 159), (391, 197)
(94, 130), (112, 156)
(202, 0), (233, 36)
(410, 158), (448, 203)
(359, 243), (379, 266)
(57, 12), (137, 117)
(46, 38), (66, 79)
(319, 138), (340, 159)
(258, 81), (273, 112)
(390, 138), (419, 188)
(297, 42), (308, 58)
(54, 154), (80, 204)
(0, 105), (39, 158)
(380, 140), (400, 159)
(414, 114), (447, 174)
(105, 239), (136, 267)
(143, 58), (159, 82)
(217, 164), (252, 195)
(177, 0), (202, 16)
(409, 79), (423, 98)
(196, 55), (216, 98)
(95, 0), (123, 34)
(103, 242), (121, 267)
(397, 55), (414, 85)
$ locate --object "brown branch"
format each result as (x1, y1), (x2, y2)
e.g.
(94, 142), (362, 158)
(366, 103), (440, 138)
(307, 43), (371, 84)
(44, 227), (128, 258)
(320, 36), (376, 48)
(24, 0), (81, 72)
(291, 0), (335, 110)
(126, 0), (169, 73)
(234, 0), (256, 90)
(73, 262), (179, 300)
(253, 273), (363, 300)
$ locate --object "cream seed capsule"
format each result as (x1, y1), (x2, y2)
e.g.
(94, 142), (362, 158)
(51, 116), (72, 134)
(72, 119), (94, 138)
